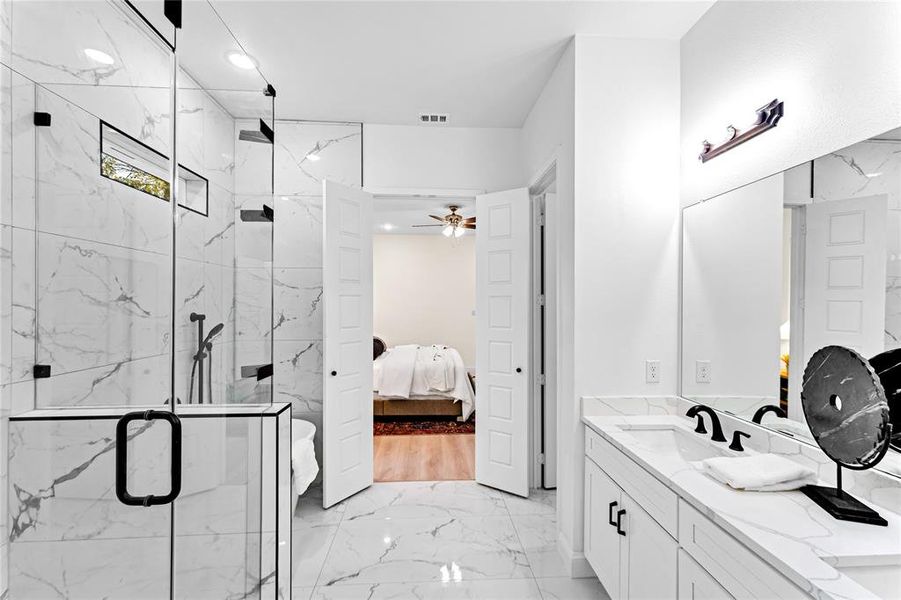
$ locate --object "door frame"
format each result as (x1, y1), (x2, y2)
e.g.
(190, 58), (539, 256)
(528, 154), (559, 490)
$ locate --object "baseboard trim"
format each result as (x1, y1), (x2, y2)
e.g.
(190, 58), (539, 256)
(557, 531), (594, 579)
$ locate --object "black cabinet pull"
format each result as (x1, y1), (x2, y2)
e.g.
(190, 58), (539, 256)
(330, 370), (337, 377)
(608, 501), (618, 526)
(115, 410), (182, 507)
(515, 367), (522, 373)
(616, 509), (627, 536)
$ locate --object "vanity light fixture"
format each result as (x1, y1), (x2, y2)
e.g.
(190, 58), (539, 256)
(226, 51), (257, 70)
(84, 48), (115, 65)
(699, 99), (784, 163)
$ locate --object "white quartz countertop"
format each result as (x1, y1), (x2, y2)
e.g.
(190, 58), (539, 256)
(582, 414), (901, 600)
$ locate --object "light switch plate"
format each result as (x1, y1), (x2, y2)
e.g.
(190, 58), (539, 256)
(696, 360), (711, 383)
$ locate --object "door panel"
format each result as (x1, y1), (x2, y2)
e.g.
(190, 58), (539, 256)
(322, 180), (373, 508)
(584, 459), (621, 598)
(621, 494), (678, 600)
(803, 195), (887, 361)
(476, 187), (531, 497)
(678, 549), (734, 600)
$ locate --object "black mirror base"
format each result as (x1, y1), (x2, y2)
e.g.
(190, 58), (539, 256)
(801, 484), (887, 526)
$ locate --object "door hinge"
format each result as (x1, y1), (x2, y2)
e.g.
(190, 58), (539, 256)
(537, 373), (546, 386)
(537, 294), (546, 307)
(537, 453), (546, 465)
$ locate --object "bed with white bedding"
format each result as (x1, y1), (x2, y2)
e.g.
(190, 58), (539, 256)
(373, 344), (475, 420)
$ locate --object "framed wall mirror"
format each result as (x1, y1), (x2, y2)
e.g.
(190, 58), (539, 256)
(681, 126), (901, 478)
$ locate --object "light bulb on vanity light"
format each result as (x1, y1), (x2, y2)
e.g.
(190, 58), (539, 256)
(84, 48), (115, 65)
(442, 225), (454, 237)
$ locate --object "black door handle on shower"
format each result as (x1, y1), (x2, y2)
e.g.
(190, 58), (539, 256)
(608, 501), (618, 526)
(616, 509), (627, 536)
(115, 410), (182, 507)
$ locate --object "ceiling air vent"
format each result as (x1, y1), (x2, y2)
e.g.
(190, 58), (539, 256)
(418, 113), (449, 125)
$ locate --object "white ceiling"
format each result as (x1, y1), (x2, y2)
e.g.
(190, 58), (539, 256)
(374, 196), (476, 234)
(208, 1), (713, 128)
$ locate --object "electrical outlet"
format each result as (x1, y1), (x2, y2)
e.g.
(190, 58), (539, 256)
(645, 360), (660, 384)
(696, 360), (711, 383)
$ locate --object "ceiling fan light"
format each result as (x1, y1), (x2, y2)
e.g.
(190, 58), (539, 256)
(453, 226), (465, 238)
(442, 225), (454, 237)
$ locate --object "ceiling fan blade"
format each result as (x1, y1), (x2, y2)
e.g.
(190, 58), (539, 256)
(461, 223), (476, 230)
(429, 215), (446, 222)
(412, 224), (444, 227)
(463, 217), (476, 223)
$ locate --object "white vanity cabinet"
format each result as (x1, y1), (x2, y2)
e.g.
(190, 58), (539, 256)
(584, 457), (678, 599)
(584, 426), (809, 600)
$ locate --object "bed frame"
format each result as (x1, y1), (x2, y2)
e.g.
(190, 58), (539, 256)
(373, 396), (463, 418)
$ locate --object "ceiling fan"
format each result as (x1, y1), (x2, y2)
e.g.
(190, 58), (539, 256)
(411, 205), (476, 238)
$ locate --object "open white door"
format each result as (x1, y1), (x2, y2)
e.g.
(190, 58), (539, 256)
(476, 187), (531, 497)
(322, 180), (373, 508)
(794, 194), (887, 419)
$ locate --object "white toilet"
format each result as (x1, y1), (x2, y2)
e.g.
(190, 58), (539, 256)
(291, 418), (319, 510)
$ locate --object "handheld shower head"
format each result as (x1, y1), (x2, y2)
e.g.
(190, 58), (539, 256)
(202, 323), (225, 347)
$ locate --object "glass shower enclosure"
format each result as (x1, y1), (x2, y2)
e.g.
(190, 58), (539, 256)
(0, 1), (291, 598)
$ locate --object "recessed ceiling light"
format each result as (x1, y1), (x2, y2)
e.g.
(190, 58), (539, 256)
(84, 48), (115, 65)
(227, 51), (257, 70)
(382, 223), (395, 231)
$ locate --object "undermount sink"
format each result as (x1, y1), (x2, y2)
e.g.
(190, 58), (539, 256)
(827, 558), (901, 600)
(620, 425), (729, 462)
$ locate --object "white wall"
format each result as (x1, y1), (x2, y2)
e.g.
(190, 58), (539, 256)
(520, 38), (577, 565)
(681, 1), (901, 206)
(568, 35), (682, 564)
(373, 234), (476, 366)
(363, 124), (524, 192)
(681, 174), (784, 399)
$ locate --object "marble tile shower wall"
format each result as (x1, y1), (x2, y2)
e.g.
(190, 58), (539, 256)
(233, 119), (361, 465)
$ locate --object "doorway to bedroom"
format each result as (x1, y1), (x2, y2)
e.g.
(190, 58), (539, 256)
(371, 195), (478, 481)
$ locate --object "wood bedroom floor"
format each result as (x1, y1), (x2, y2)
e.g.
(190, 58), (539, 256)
(373, 434), (475, 481)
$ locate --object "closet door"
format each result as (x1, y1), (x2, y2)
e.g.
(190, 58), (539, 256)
(322, 180), (374, 508)
(475, 187), (531, 497)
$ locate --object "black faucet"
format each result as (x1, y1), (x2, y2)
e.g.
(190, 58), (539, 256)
(729, 430), (751, 452)
(752, 404), (787, 424)
(686, 405), (727, 442)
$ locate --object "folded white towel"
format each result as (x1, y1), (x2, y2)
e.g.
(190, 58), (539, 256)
(698, 454), (817, 492)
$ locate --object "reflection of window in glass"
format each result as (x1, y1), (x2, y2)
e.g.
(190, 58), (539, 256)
(100, 121), (208, 216)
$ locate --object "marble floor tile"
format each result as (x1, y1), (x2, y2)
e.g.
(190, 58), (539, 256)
(503, 488), (556, 516)
(294, 486), (346, 527)
(309, 578), (542, 600)
(511, 516), (569, 578)
(317, 515), (531, 587)
(535, 576), (609, 600)
(341, 481), (507, 521)
(293, 523), (340, 589)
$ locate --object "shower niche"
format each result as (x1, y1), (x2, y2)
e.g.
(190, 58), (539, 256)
(0, 1), (291, 598)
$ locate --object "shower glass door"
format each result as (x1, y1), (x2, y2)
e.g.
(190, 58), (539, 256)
(1, 1), (289, 598)
(3, 0), (178, 597)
